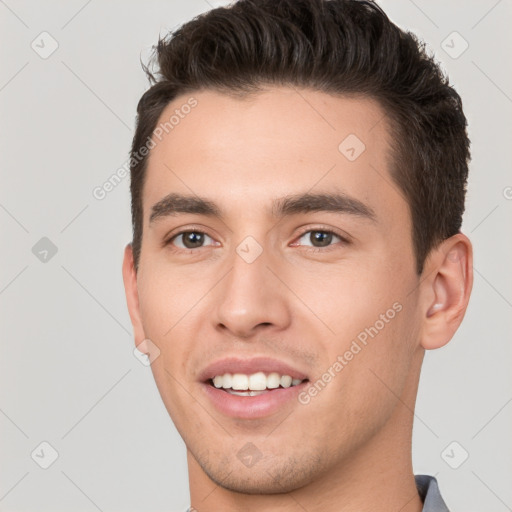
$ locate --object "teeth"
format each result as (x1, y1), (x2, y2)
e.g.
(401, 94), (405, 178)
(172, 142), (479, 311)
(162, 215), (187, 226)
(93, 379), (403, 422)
(248, 372), (267, 391)
(226, 389), (269, 396)
(221, 373), (233, 389)
(267, 372), (281, 389)
(280, 375), (292, 388)
(232, 373), (248, 390)
(211, 372), (306, 391)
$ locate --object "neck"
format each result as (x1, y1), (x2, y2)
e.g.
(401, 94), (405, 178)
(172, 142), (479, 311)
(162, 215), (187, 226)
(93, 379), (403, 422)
(187, 351), (425, 512)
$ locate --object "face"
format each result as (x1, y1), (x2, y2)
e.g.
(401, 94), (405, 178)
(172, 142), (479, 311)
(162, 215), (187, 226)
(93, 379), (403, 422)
(125, 87), (425, 493)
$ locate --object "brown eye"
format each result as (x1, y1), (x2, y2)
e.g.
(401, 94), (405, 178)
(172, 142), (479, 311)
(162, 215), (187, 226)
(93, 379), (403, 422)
(171, 231), (213, 249)
(297, 230), (341, 248)
(310, 231), (333, 247)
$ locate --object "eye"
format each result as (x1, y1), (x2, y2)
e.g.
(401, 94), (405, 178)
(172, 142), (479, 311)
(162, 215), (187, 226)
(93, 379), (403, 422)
(293, 229), (348, 250)
(168, 230), (216, 250)
(165, 228), (349, 253)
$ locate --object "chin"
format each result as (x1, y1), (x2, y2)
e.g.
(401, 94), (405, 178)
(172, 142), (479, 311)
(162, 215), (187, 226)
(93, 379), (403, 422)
(199, 453), (324, 495)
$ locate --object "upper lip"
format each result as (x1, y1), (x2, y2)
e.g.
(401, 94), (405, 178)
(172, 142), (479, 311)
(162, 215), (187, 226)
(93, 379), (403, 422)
(198, 356), (309, 382)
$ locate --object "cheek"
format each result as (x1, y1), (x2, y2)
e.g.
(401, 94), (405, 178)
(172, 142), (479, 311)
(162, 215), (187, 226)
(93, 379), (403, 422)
(345, 306), (418, 411)
(136, 263), (196, 401)
(300, 314), (416, 454)
(137, 258), (205, 337)
(136, 258), (214, 386)
(294, 263), (418, 423)
(138, 268), (202, 436)
(287, 259), (400, 338)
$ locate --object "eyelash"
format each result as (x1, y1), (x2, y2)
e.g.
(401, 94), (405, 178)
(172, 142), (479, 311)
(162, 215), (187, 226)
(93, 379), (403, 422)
(163, 226), (350, 253)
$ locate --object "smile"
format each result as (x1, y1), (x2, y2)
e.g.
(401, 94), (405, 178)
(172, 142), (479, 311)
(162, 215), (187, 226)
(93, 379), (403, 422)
(210, 371), (306, 396)
(198, 357), (311, 419)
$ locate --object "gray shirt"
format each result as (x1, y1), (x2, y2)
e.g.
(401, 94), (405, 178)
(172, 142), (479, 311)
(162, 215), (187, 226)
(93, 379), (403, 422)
(416, 474), (450, 511)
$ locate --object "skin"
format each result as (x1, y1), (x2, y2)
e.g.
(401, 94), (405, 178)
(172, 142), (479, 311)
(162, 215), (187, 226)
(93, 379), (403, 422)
(123, 87), (473, 512)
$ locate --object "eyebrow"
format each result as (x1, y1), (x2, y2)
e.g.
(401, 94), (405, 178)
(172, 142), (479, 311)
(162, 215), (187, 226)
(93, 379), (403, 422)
(273, 192), (376, 221)
(149, 191), (376, 224)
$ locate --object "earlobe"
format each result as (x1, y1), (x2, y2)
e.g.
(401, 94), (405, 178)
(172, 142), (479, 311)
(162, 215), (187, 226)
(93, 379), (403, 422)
(419, 233), (473, 350)
(122, 243), (146, 346)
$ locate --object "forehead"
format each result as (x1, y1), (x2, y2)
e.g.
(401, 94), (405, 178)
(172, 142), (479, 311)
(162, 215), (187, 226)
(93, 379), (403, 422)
(143, 87), (405, 225)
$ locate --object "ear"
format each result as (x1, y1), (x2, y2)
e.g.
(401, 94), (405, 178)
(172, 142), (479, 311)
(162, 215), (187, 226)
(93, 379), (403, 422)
(122, 243), (146, 347)
(419, 233), (473, 350)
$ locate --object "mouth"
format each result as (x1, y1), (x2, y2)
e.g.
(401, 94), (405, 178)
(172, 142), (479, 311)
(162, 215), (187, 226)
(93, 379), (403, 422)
(198, 357), (310, 419)
(206, 371), (308, 396)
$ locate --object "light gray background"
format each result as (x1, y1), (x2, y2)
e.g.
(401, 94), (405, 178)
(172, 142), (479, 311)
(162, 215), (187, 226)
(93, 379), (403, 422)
(1, 1), (511, 511)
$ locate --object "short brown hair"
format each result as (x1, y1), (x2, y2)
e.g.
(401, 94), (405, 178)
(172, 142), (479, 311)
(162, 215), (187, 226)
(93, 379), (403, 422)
(129, 0), (470, 274)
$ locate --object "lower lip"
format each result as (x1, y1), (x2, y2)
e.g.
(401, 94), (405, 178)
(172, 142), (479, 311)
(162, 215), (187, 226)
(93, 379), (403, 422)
(200, 381), (308, 419)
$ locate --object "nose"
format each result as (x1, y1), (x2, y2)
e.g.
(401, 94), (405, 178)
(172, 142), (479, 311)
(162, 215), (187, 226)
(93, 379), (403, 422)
(212, 243), (291, 339)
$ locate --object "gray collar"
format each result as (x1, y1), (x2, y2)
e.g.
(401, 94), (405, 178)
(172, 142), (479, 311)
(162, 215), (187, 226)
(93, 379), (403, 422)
(416, 474), (450, 512)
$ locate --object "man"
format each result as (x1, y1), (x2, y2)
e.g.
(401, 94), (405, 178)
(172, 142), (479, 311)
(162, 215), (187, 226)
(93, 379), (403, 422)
(122, 1), (473, 510)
